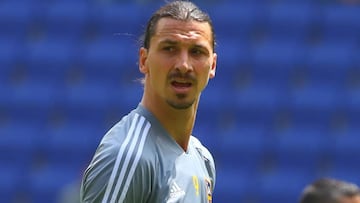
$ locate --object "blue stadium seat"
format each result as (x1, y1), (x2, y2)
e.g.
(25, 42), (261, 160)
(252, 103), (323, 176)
(209, 2), (266, 40)
(195, 84), (235, 143)
(214, 166), (256, 203)
(0, 123), (40, 168)
(28, 165), (80, 203)
(329, 129), (360, 170)
(264, 2), (317, 42)
(252, 40), (306, 68)
(0, 38), (23, 83)
(43, 123), (101, 170)
(288, 109), (334, 130)
(234, 83), (285, 114)
(305, 42), (356, 81)
(109, 81), (143, 114)
(62, 76), (140, 121)
(93, 4), (145, 38)
(270, 126), (329, 173)
(320, 5), (360, 44)
(343, 64), (360, 118)
(192, 121), (221, 156)
(214, 38), (251, 87)
(344, 87), (360, 113)
(24, 39), (77, 82)
(322, 129), (360, 184)
(218, 124), (267, 172)
(258, 169), (314, 203)
(197, 82), (231, 111)
(288, 83), (342, 112)
(41, 1), (91, 41)
(250, 40), (306, 86)
(8, 80), (58, 114)
(60, 80), (136, 128)
(62, 81), (113, 113)
(0, 165), (25, 203)
(0, 1), (35, 40)
(0, 84), (11, 115)
(79, 38), (139, 85)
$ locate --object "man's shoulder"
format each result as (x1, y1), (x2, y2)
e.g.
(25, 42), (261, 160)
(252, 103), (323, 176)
(190, 136), (214, 162)
(101, 110), (153, 151)
(190, 136), (216, 184)
(81, 108), (155, 202)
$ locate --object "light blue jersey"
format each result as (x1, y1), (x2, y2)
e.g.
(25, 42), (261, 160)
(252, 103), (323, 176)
(80, 105), (216, 203)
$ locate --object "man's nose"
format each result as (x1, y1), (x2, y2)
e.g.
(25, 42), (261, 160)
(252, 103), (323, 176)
(175, 51), (192, 73)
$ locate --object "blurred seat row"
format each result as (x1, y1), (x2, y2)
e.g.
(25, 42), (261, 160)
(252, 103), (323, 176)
(1, 1), (360, 41)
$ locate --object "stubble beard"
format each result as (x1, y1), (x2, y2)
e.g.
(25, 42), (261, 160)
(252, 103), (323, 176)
(166, 94), (195, 110)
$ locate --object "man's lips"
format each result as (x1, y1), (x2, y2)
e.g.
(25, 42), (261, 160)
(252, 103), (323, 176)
(171, 81), (192, 88)
(168, 72), (196, 91)
(171, 80), (193, 94)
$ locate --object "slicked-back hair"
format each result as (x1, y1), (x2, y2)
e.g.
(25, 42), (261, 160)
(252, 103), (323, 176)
(300, 178), (360, 203)
(141, 0), (215, 52)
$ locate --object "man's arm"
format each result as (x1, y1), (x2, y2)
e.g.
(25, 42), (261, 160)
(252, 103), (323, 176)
(80, 121), (152, 203)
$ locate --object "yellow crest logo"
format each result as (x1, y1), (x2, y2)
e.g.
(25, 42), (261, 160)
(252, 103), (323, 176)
(205, 178), (212, 203)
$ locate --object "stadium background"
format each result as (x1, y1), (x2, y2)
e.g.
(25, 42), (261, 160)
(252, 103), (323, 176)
(0, 0), (360, 202)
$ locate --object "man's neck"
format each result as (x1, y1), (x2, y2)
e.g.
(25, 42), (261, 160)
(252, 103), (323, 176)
(141, 98), (198, 151)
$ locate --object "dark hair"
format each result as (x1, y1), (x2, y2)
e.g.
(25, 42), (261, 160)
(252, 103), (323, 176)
(141, 0), (215, 51)
(300, 178), (360, 203)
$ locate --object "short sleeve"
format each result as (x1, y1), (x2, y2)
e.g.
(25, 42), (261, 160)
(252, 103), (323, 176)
(80, 140), (118, 202)
(80, 132), (152, 203)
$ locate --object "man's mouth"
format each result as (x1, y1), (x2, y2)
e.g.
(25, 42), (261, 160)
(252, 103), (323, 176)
(171, 81), (192, 88)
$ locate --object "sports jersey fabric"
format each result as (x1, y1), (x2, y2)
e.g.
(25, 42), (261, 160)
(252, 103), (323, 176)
(80, 104), (216, 203)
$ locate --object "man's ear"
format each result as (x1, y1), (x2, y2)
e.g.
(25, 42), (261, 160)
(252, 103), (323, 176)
(209, 53), (217, 78)
(139, 47), (148, 74)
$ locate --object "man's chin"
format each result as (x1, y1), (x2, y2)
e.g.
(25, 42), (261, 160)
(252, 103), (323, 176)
(166, 99), (195, 110)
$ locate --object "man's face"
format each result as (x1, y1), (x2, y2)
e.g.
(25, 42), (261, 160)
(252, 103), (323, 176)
(139, 17), (217, 109)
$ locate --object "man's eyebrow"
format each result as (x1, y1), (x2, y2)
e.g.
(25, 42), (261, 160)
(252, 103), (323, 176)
(158, 39), (210, 51)
(192, 44), (207, 49)
(158, 39), (178, 45)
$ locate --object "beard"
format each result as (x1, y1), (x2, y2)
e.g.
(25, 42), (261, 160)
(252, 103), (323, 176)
(166, 94), (195, 110)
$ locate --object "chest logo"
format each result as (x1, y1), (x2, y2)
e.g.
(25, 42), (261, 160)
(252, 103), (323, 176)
(167, 182), (185, 203)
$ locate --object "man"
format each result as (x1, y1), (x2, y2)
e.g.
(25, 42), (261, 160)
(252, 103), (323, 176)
(300, 178), (360, 203)
(80, 1), (217, 202)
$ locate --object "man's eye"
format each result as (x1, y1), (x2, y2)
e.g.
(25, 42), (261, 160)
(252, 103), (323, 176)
(163, 46), (175, 51)
(191, 49), (203, 55)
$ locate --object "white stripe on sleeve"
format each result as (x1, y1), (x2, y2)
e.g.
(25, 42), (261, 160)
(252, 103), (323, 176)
(117, 121), (151, 202)
(109, 116), (146, 202)
(102, 113), (140, 203)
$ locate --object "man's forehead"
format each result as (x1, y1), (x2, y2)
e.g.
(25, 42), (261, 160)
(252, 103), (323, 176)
(153, 18), (212, 42)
